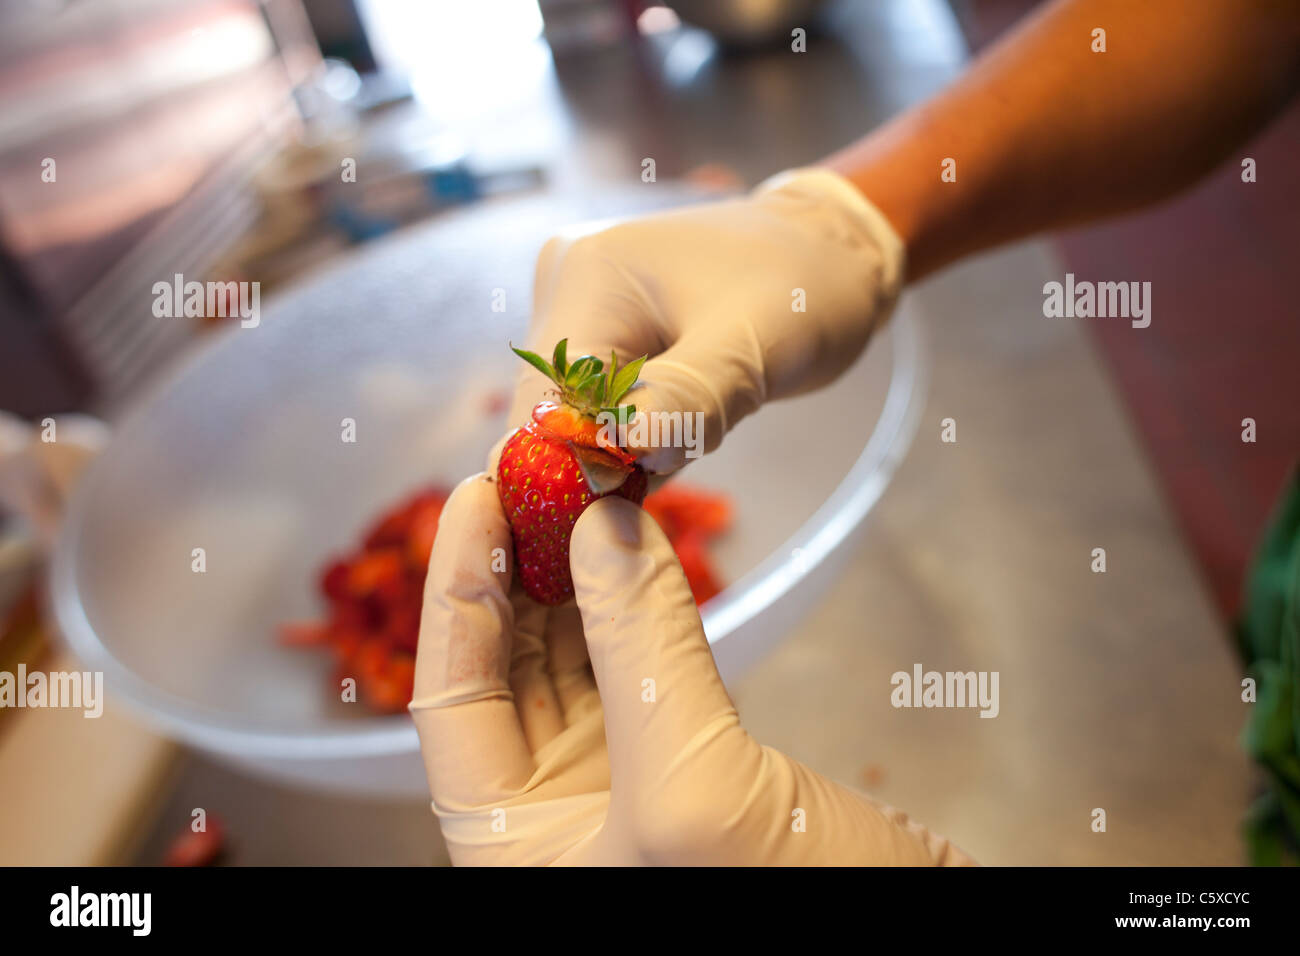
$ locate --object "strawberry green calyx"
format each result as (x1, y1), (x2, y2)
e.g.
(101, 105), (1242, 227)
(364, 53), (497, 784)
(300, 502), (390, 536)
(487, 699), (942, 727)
(510, 338), (647, 421)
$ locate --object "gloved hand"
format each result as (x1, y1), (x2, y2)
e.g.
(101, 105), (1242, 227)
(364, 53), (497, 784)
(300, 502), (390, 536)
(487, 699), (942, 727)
(501, 167), (905, 474)
(410, 474), (973, 865)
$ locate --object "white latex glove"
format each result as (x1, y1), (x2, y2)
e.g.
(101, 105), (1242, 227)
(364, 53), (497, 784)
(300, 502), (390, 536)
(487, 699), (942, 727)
(502, 168), (905, 474)
(410, 474), (973, 865)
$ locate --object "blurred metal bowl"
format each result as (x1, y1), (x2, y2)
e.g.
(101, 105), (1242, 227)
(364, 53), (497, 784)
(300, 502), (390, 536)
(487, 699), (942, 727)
(667, 0), (829, 47)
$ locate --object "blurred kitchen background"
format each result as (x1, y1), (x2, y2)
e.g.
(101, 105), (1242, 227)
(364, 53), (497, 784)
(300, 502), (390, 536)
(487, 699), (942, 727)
(1, 0), (1296, 865)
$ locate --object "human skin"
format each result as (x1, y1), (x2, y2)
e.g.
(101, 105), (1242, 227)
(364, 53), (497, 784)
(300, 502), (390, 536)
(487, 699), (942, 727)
(824, 0), (1300, 281)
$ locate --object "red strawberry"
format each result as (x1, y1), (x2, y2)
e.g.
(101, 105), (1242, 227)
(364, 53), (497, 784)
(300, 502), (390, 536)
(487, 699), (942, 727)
(319, 559), (351, 601)
(643, 483), (733, 606)
(163, 813), (226, 867)
(278, 620), (331, 647)
(347, 549), (405, 600)
(498, 339), (649, 604)
(405, 498), (444, 567)
(667, 529), (723, 605)
(643, 484), (733, 541)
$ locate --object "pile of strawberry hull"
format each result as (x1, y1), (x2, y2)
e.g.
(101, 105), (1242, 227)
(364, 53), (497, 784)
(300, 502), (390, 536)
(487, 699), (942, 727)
(282, 483), (731, 714)
(279, 488), (446, 714)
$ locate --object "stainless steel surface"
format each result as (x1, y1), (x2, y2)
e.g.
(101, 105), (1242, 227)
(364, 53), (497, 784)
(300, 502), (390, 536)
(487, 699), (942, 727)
(534, 0), (966, 191)
(736, 244), (1251, 865)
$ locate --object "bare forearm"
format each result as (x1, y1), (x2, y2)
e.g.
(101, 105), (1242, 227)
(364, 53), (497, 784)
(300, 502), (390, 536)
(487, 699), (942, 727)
(824, 0), (1300, 281)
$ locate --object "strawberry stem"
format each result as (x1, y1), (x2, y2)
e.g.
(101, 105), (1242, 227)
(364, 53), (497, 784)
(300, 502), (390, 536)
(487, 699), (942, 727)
(511, 339), (647, 419)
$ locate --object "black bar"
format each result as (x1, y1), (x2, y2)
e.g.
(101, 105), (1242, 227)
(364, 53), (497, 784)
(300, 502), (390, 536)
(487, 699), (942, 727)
(0, 866), (1284, 942)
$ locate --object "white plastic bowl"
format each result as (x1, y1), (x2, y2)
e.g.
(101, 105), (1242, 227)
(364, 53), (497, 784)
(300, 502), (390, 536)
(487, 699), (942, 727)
(51, 188), (926, 795)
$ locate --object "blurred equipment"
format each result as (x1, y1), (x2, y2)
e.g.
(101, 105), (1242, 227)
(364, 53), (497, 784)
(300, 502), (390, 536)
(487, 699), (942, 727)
(666, 0), (830, 46)
(0, 410), (108, 697)
(0, 0), (550, 416)
(0, 0), (317, 415)
(0, 412), (109, 550)
(538, 0), (636, 53)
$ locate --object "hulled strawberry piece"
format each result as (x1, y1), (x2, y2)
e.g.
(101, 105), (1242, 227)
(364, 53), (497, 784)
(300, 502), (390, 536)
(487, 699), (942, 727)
(643, 483), (733, 606)
(643, 484), (733, 541)
(319, 559), (351, 601)
(498, 339), (649, 605)
(668, 529), (723, 605)
(278, 620), (331, 647)
(406, 498), (444, 567)
(163, 813), (226, 867)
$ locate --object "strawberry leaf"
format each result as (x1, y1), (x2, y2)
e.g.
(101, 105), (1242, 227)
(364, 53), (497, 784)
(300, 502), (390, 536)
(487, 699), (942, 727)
(604, 350), (618, 407)
(600, 404), (635, 423)
(552, 339), (568, 378)
(512, 345), (557, 384)
(565, 355), (602, 389)
(609, 355), (647, 403)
